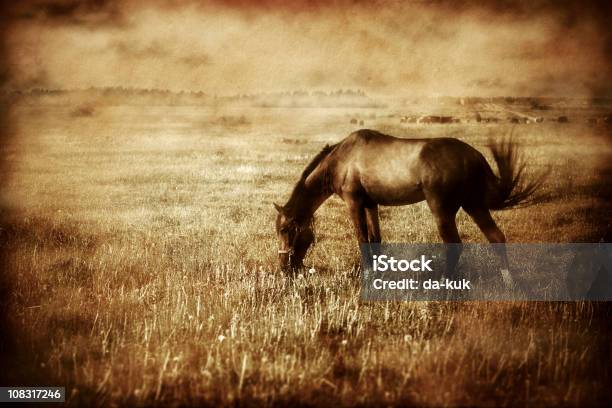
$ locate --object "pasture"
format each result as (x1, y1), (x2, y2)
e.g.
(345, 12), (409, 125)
(1, 95), (611, 406)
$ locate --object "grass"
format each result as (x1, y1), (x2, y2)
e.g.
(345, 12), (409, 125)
(1, 101), (611, 406)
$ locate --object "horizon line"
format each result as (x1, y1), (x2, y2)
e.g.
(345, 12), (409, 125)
(2, 87), (609, 100)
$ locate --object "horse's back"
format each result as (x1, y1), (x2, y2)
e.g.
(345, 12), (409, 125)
(331, 130), (427, 204)
(331, 130), (493, 206)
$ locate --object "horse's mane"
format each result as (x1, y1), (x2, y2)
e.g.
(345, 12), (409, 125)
(300, 143), (337, 181)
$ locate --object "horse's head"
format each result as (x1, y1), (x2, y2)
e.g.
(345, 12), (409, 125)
(274, 203), (314, 273)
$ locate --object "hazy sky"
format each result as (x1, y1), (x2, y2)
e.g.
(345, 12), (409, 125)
(3, 0), (612, 97)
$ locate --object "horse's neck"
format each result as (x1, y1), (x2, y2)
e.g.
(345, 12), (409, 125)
(286, 165), (332, 222)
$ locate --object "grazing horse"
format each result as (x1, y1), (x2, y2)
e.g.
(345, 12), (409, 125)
(274, 129), (545, 285)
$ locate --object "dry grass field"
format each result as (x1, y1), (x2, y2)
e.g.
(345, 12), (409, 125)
(1, 96), (611, 406)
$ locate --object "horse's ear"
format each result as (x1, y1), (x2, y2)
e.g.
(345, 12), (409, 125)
(273, 202), (284, 214)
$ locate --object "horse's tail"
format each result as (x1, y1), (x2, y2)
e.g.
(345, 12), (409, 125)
(486, 138), (547, 210)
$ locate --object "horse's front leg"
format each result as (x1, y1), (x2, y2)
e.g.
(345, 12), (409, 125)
(346, 198), (374, 271)
(365, 205), (381, 243)
(346, 199), (369, 243)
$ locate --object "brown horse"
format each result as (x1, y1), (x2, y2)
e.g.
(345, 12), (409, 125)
(274, 129), (545, 285)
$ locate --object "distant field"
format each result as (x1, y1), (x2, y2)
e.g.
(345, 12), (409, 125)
(1, 98), (611, 406)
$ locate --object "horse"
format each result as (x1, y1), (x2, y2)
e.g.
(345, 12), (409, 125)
(274, 129), (545, 285)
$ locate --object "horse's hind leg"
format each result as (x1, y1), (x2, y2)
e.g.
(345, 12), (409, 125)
(426, 196), (462, 280)
(464, 206), (514, 287)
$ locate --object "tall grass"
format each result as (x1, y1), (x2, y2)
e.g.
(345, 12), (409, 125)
(1, 103), (611, 406)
